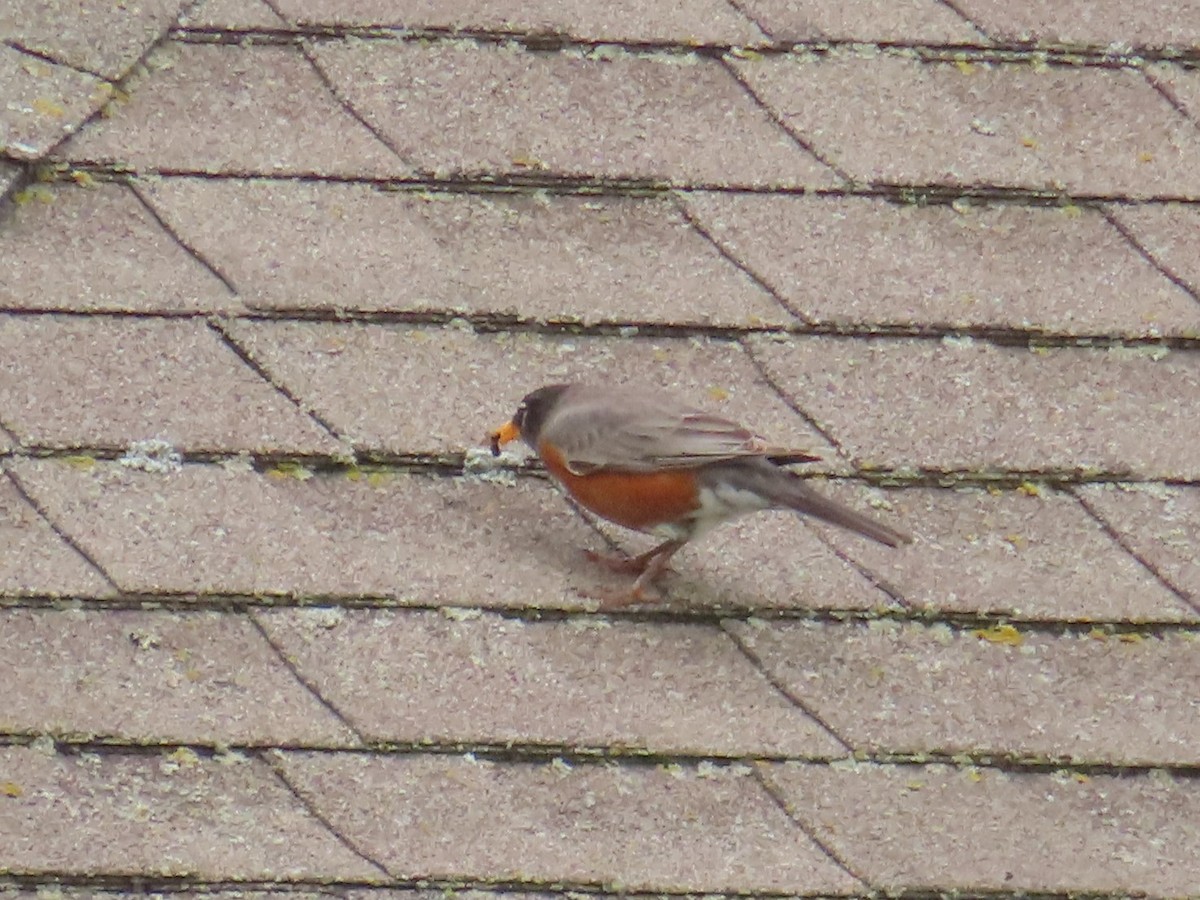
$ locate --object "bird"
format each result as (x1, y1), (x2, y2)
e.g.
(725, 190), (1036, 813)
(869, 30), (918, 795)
(488, 382), (911, 606)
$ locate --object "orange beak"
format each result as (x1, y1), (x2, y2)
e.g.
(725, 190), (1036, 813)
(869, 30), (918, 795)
(488, 419), (521, 456)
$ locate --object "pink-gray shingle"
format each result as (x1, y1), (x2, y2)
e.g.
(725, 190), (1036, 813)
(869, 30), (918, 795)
(763, 761), (1200, 895)
(1077, 483), (1200, 607)
(806, 482), (1195, 621)
(312, 39), (837, 187)
(731, 619), (1200, 764)
(219, 323), (831, 458)
(0, 315), (338, 453)
(0, 745), (385, 879)
(0, 181), (238, 313)
(141, 177), (793, 325)
(60, 43), (406, 177)
(954, 0), (1200, 49)
(0, 608), (361, 746)
(738, 0), (982, 43)
(751, 334), (1200, 478)
(256, 607), (844, 756)
(0, 469), (113, 597)
(8, 458), (612, 606)
(0, 44), (106, 160)
(734, 51), (1200, 198)
(276, 752), (862, 891)
(683, 192), (1200, 336)
(0, 0), (187, 79)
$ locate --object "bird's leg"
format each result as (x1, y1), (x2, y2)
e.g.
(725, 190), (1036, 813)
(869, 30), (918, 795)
(583, 538), (681, 576)
(585, 539), (687, 610)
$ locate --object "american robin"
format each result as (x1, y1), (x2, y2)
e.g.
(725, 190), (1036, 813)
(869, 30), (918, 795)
(489, 382), (912, 606)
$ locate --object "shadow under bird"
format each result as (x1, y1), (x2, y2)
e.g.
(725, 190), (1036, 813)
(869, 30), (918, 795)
(489, 382), (912, 606)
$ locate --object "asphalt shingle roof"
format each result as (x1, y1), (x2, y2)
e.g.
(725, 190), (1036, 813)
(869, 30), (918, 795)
(2, 0), (1199, 897)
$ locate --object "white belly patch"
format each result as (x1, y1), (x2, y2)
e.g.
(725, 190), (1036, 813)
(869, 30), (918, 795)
(663, 483), (770, 540)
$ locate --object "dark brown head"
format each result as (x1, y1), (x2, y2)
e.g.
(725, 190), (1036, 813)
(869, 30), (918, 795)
(488, 383), (572, 455)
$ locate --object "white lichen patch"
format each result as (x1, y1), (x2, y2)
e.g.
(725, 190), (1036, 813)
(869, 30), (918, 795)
(1108, 343), (1170, 362)
(219, 452), (255, 475)
(463, 445), (519, 486)
(299, 606), (345, 630)
(119, 438), (182, 474)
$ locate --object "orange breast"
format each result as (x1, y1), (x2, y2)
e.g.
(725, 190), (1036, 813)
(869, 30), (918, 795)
(538, 441), (700, 532)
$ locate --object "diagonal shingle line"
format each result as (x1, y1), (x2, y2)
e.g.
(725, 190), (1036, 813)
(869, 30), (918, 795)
(258, 748), (393, 879)
(0, 466), (120, 593)
(1100, 205), (1200, 310)
(673, 193), (816, 326)
(934, 0), (992, 41)
(799, 520), (914, 609)
(127, 180), (239, 294)
(1073, 488), (1200, 618)
(3, 0), (204, 82)
(720, 622), (853, 754)
(2, 38), (109, 82)
(718, 0), (772, 42)
(740, 338), (851, 462)
(752, 764), (872, 890)
(246, 611), (370, 745)
(1143, 67), (1200, 132)
(296, 37), (416, 172)
(205, 316), (353, 454)
(17, 0), (210, 163)
(717, 55), (854, 186)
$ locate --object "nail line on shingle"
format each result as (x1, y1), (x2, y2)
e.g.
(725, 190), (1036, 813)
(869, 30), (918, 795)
(4, 736), (1200, 779)
(0, 880), (1170, 900)
(2, 304), (1198, 350)
(163, 24), (1200, 69)
(7, 449), (1199, 489)
(3, 593), (1197, 637)
(57, 163), (1200, 207)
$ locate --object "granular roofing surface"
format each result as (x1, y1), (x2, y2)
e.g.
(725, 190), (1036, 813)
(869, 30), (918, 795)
(1, 1), (1199, 898)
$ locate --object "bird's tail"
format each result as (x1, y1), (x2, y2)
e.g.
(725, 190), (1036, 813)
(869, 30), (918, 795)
(775, 477), (913, 547)
(705, 462), (913, 547)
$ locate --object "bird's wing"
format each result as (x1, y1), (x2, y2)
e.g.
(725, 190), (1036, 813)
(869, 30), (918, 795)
(538, 385), (820, 474)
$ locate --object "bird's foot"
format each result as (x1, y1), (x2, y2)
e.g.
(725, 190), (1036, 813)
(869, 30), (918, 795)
(579, 539), (686, 610)
(581, 581), (665, 611)
(582, 548), (655, 576)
